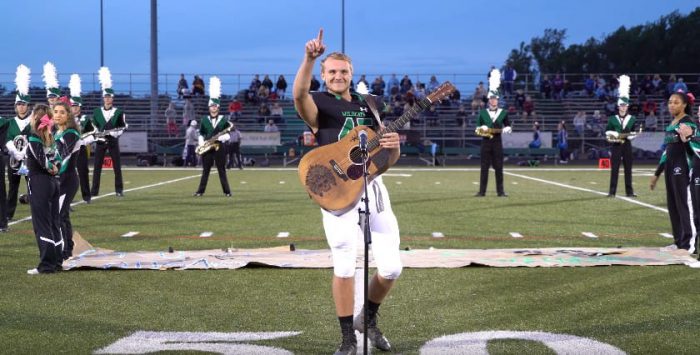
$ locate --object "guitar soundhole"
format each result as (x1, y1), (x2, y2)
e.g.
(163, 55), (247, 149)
(349, 147), (363, 164)
(306, 164), (336, 197)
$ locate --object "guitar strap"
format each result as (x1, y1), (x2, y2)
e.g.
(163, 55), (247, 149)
(362, 94), (383, 127)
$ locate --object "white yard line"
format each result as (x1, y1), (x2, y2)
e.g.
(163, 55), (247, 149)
(504, 171), (669, 214)
(9, 173), (202, 226)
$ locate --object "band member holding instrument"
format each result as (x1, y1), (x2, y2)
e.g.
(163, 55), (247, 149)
(91, 67), (127, 197)
(69, 74), (94, 203)
(475, 69), (512, 197)
(605, 75), (637, 198)
(293, 28), (401, 354)
(25, 105), (62, 275)
(6, 65), (33, 221)
(53, 102), (81, 260)
(193, 76), (232, 197)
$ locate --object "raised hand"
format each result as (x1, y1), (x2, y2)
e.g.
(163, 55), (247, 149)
(305, 28), (326, 60)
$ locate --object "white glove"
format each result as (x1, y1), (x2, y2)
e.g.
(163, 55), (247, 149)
(5, 140), (17, 155)
(82, 135), (95, 145)
(109, 130), (122, 138)
(605, 131), (619, 138)
(217, 133), (231, 142)
(13, 150), (25, 161)
(627, 134), (637, 141)
(479, 125), (488, 131)
(503, 126), (512, 134)
(198, 136), (205, 146)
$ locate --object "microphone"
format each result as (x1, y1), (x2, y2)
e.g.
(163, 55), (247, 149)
(358, 130), (368, 152)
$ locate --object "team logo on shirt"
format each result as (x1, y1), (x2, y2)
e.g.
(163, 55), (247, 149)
(673, 167), (682, 175)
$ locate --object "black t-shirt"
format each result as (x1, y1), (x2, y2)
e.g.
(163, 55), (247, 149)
(310, 91), (382, 146)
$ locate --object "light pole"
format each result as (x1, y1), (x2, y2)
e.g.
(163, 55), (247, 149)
(341, 0), (345, 53)
(100, 0), (104, 66)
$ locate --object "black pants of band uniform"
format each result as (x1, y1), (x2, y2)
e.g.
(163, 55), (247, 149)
(196, 147), (231, 194)
(665, 142), (695, 251)
(7, 164), (28, 220)
(690, 155), (700, 252)
(478, 136), (505, 195)
(28, 174), (62, 273)
(59, 169), (79, 260)
(91, 136), (123, 195)
(226, 141), (242, 169)
(608, 141), (634, 196)
(76, 145), (91, 202)
(0, 154), (7, 228)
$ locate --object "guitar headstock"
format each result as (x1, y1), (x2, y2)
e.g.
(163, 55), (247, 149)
(426, 81), (456, 104)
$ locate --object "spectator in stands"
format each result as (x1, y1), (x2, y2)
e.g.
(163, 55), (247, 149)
(529, 121), (542, 149)
(404, 96), (419, 126)
(270, 102), (284, 123)
(595, 83), (610, 101)
(182, 98), (195, 127)
(522, 95), (535, 121)
(604, 97), (617, 117)
(450, 87), (461, 103)
(589, 110), (604, 136)
(371, 76), (385, 96)
(414, 82), (427, 100)
(540, 74), (552, 99)
(387, 74), (399, 96)
(642, 97), (657, 117)
(427, 75), (440, 94)
(392, 101), (405, 125)
(645, 110), (658, 131)
(556, 120), (568, 164)
(310, 75), (321, 91)
(502, 64), (516, 98)
(357, 74), (369, 89)
(552, 74), (564, 100)
(250, 74), (262, 92)
(584, 74), (596, 97)
(258, 103), (271, 123)
(666, 75), (677, 97)
(400, 75), (413, 94)
(261, 75), (273, 91)
(257, 84), (270, 102)
(226, 124), (243, 170)
(641, 75), (653, 95)
(424, 105), (439, 126)
(177, 74), (189, 99)
(228, 99), (242, 121)
(514, 89), (525, 112)
(192, 75), (205, 96)
(573, 111), (586, 137)
(652, 74), (663, 94)
(471, 82), (486, 115)
(185, 120), (198, 167)
(276, 75), (288, 99)
(165, 102), (178, 137)
(673, 77), (688, 93)
(264, 119), (279, 132)
(455, 104), (468, 128)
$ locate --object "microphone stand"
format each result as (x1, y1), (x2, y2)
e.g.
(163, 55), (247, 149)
(357, 138), (371, 354)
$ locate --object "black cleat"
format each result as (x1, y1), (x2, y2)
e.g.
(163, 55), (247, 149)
(224, 193), (232, 197)
(474, 192), (485, 197)
(193, 192), (203, 197)
(626, 193), (637, 198)
(115, 192), (124, 197)
(354, 308), (392, 352)
(607, 193), (615, 198)
(497, 192), (508, 197)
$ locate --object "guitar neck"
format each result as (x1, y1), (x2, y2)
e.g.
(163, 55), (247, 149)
(365, 98), (433, 151)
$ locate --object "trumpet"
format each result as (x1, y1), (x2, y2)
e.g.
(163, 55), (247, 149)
(9, 135), (28, 171)
(196, 122), (234, 156)
(606, 125), (643, 143)
(475, 127), (502, 139)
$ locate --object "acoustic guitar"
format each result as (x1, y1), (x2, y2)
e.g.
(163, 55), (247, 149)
(298, 82), (456, 212)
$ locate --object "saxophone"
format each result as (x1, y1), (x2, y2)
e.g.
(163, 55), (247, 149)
(475, 127), (503, 139)
(196, 122), (234, 156)
(606, 125), (643, 143)
(9, 135), (28, 172)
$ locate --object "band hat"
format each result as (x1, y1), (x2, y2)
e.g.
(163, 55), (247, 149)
(208, 76), (222, 107)
(488, 69), (501, 99)
(98, 67), (114, 97)
(617, 75), (630, 106)
(43, 62), (60, 98)
(69, 74), (82, 106)
(15, 64), (31, 104)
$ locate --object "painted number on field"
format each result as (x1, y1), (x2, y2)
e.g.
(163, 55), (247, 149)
(95, 331), (301, 354)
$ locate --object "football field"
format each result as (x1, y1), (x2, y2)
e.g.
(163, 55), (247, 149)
(1, 166), (699, 354)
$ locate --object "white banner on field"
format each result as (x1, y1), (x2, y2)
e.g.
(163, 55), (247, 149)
(241, 132), (280, 147)
(631, 132), (664, 152)
(119, 131), (148, 153)
(501, 132), (553, 148)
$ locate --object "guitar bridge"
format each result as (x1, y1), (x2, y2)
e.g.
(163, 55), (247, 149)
(329, 160), (349, 181)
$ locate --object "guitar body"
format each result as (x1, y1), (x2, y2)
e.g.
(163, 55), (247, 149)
(298, 125), (392, 212)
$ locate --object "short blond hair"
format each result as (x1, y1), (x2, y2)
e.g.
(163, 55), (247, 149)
(320, 52), (353, 73)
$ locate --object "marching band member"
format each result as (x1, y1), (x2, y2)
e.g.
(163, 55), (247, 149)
(90, 67), (127, 197)
(193, 77), (232, 197)
(605, 75), (637, 198)
(53, 101), (81, 260)
(6, 65), (33, 221)
(25, 104), (62, 275)
(43, 62), (61, 108)
(69, 74), (94, 203)
(475, 69), (512, 197)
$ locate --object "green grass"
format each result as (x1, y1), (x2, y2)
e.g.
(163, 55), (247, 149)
(1, 166), (699, 354)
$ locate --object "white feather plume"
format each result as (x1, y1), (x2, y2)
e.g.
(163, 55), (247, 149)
(15, 64), (30, 96)
(98, 67), (112, 90)
(355, 82), (369, 95)
(69, 74), (81, 98)
(209, 76), (221, 98)
(42, 62), (59, 89)
(488, 69), (501, 94)
(618, 75), (631, 99)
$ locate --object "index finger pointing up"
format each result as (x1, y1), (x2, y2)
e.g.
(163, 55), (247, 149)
(317, 28), (324, 44)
